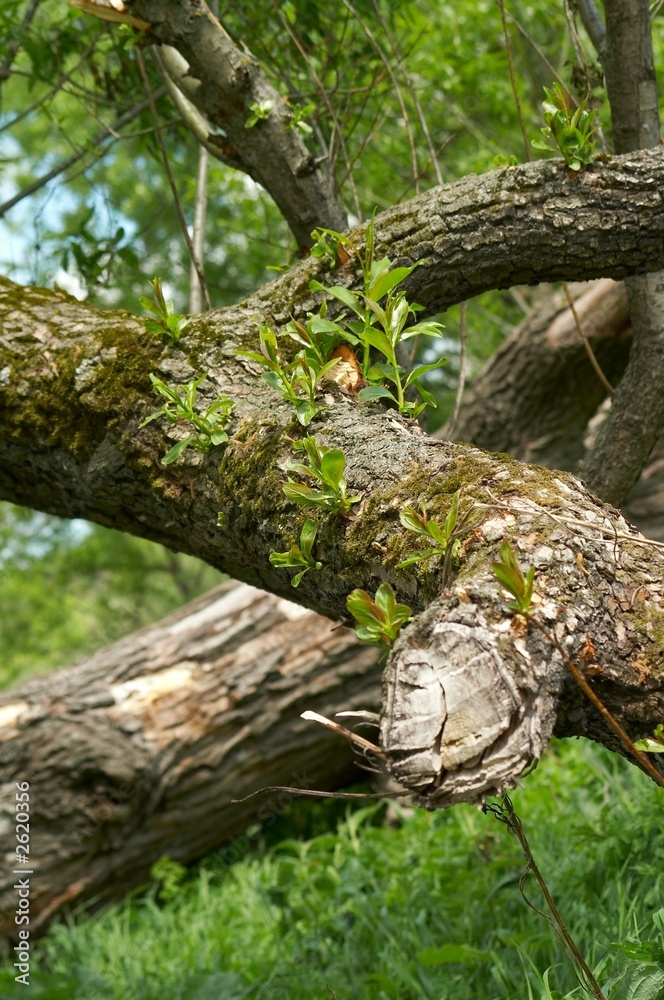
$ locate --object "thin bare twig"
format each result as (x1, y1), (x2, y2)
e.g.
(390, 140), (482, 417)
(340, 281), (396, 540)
(231, 786), (393, 805)
(370, 0), (443, 186)
(505, 11), (577, 103)
(0, 90), (166, 218)
(447, 301), (468, 439)
(526, 612), (664, 789)
(341, 0), (421, 193)
(135, 49), (211, 312)
(486, 795), (607, 1000)
(189, 146), (209, 314)
(0, 0), (42, 83)
(271, 1), (362, 219)
(301, 710), (386, 759)
(496, 0), (532, 161)
(563, 282), (614, 394)
(480, 490), (664, 552)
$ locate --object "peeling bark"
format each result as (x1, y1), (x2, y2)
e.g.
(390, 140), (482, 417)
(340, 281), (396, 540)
(0, 582), (380, 942)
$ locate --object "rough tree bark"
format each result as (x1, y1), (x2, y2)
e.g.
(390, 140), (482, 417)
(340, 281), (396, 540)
(0, 582), (380, 942)
(0, 153), (663, 744)
(2, 151), (664, 571)
(445, 279), (631, 472)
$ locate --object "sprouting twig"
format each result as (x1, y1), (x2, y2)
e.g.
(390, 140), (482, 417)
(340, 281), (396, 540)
(563, 283), (613, 394)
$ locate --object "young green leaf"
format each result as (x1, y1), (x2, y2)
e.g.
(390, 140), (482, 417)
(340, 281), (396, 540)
(320, 449), (346, 491)
(358, 385), (398, 405)
(397, 493), (461, 569)
(492, 541), (535, 613)
(404, 358), (448, 389)
(161, 436), (196, 465)
(269, 518), (322, 587)
(139, 277), (191, 344)
(346, 583), (412, 651)
(369, 263), (419, 303)
(310, 282), (364, 318)
(140, 374), (234, 464)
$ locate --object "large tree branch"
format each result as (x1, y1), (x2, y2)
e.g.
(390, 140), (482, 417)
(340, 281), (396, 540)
(125, 0), (347, 247)
(2, 148), (664, 547)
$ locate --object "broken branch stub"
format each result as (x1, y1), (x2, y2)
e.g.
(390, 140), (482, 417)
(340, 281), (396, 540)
(380, 598), (565, 808)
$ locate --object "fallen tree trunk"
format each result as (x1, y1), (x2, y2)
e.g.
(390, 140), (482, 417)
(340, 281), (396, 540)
(0, 582), (380, 943)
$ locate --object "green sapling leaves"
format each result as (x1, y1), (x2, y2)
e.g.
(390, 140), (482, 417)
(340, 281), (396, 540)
(282, 436), (361, 514)
(634, 724), (664, 754)
(346, 583), (412, 651)
(309, 216), (446, 418)
(139, 277), (191, 344)
(531, 83), (599, 171)
(269, 518), (322, 587)
(245, 100), (273, 128)
(238, 322), (339, 426)
(491, 541), (535, 613)
(140, 373), (234, 465)
(397, 491), (461, 568)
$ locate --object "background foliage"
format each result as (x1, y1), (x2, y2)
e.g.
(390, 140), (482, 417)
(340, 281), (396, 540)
(1, 0), (664, 996)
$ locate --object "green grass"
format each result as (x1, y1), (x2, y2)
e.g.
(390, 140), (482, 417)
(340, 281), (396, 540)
(2, 740), (663, 999)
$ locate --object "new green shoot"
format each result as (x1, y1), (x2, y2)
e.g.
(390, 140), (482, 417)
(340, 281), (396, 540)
(282, 436), (361, 514)
(346, 582), (412, 651)
(492, 541), (535, 614)
(397, 491), (461, 568)
(140, 373), (234, 465)
(139, 277), (191, 344)
(269, 519), (322, 587)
